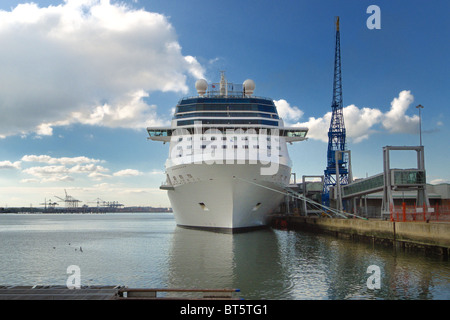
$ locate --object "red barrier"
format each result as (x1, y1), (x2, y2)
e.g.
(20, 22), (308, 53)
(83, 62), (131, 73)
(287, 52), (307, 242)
(391, 204), (450, 222)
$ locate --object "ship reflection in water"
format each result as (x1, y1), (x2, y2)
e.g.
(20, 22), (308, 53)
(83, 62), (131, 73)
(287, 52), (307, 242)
(167, 227), (289, 299)
(166, 226), (450, 300)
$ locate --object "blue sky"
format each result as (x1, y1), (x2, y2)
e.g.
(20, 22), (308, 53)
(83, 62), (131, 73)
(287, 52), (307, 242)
(0, 0), (448, 208)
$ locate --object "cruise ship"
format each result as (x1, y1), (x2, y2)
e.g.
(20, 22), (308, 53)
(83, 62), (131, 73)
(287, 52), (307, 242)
(147, 72), (308, 232)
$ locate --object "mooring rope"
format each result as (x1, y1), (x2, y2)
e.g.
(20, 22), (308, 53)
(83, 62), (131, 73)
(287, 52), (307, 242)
(235, 177), (368, 220)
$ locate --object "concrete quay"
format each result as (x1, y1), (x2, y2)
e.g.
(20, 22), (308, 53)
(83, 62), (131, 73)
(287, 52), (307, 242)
(271, 215), (450, 257)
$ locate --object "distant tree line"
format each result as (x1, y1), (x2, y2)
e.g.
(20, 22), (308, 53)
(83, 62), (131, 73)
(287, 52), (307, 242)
(0, 206), (172, 214)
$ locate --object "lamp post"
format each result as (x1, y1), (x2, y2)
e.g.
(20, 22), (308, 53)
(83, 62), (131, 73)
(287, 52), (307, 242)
(416, 104), (424, 146)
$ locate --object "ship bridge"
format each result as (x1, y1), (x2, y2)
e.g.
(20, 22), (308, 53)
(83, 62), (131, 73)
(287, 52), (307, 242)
(147, 126), (307, 143)
(173, 73), (281, 129)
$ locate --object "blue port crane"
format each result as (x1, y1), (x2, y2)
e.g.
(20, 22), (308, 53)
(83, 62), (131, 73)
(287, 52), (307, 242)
(322, 17), (349, 207)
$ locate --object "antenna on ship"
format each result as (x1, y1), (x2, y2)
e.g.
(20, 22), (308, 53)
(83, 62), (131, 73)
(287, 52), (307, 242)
(219, 71), (227, 97)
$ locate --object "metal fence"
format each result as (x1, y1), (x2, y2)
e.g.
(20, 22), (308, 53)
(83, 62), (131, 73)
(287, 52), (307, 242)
(390, 204), (450, 222)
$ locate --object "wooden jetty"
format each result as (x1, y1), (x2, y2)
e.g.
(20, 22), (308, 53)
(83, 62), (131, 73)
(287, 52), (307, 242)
(0, 285), (241, 300)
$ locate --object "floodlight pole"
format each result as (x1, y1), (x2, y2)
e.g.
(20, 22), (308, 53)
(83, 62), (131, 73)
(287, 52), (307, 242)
(416, 104), (424, 146)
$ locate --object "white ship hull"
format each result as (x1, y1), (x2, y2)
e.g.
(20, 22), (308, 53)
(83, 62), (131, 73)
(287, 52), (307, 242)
(166, 162), (291, 232)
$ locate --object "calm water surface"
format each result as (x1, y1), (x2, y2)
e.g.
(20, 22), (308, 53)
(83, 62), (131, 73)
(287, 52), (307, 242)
(0, 212), (448, 300)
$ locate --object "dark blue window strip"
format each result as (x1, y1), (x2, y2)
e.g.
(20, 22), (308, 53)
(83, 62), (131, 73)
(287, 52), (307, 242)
(178, 97), (274, 105)
(176, 104), (277, 114)
(177, 119), (279, 126)
(174, 112), (279, 119)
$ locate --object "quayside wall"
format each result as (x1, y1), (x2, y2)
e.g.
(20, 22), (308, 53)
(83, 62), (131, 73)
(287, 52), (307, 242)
(271, 216), (450, 256)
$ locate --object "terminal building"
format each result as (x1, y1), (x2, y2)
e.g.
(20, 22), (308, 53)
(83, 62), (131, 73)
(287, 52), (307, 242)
(282, 146), (450, 221)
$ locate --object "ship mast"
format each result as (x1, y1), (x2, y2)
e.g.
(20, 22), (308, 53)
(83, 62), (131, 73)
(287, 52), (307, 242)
(219, 71), (227, 97)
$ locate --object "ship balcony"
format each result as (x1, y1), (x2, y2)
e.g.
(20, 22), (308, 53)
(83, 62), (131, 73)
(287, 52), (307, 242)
(160, 183), (174, 191)
(160, 178), (175, 190)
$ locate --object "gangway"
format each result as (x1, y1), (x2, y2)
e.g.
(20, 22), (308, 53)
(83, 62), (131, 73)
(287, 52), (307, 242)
(342, 173), (384, 198)
(300, 176), (324, 216)
(342, 170), (426, 199)
(340, 146), (429, 218)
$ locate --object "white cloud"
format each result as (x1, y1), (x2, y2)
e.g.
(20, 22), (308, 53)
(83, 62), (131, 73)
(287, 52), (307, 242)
(0, 160), (21, 169)
(69, 164), (109, 174)
(20, 154), (108, 183)
(21, 163), (110, 183)
(21, 154), (102, 165)
(343, 104), (383, 143)
(88, 172), (112, 181)
(291, 90), (419, 143)
(273, 99), (304, 124)
(113, 169), (143, 177)
(18, 154), (148, 183)
(22, 165), (75, 183)
(430, 178), (450, 185)
(0, 0), (204, 137)
(23, 165), (69, 176)
(294, 115), (330, 142)
(184, 55), (206, 80)
(36, 123), (53, 136)
(381, 90), (418, 133)
(69, 90), (167, 129)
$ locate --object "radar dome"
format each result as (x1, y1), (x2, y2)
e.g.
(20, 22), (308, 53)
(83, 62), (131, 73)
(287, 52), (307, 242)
(243, 79), (255, 95)
(195, 79), (208, 96)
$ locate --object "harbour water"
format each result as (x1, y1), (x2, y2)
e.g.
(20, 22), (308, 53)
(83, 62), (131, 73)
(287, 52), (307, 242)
(0, 212), (448, 300)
